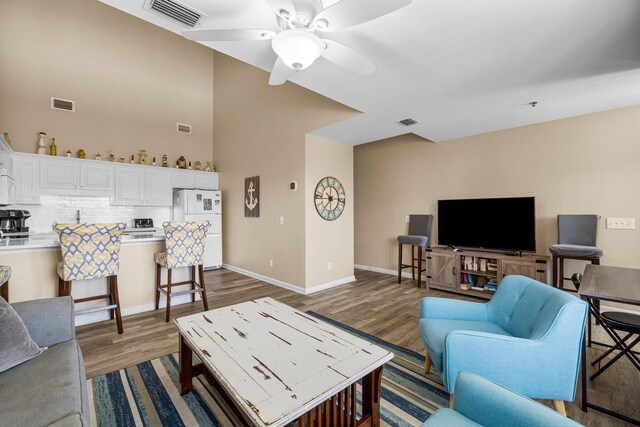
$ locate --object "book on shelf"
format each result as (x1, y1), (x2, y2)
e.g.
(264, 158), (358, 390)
(471, 286), (485, 291)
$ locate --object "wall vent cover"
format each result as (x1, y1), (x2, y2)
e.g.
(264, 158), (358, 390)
(398, 118), (418, 126)
(177, 123), (192, 134)
(51, 97), (75, 112)
(144, 0), (202, 27)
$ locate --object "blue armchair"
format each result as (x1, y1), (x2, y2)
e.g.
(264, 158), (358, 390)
(422, 372), (583, 426)
(419, 275), (587, 414)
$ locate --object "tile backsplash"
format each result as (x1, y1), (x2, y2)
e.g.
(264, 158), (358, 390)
(15, 195), (172, 232)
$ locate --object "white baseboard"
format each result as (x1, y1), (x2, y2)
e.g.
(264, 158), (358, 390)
(223, 264), (355, 295)
(306, 275), (356, 294)
(74, 294), (197, 326)
(354, 264), (417, 279)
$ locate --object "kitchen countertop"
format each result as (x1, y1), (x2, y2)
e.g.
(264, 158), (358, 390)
(0, 232), (165, 252)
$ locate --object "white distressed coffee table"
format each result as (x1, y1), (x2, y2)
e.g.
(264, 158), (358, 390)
(174, 297), (394, 427)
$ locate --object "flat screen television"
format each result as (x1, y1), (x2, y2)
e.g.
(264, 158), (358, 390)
(437, 197), (536, 252)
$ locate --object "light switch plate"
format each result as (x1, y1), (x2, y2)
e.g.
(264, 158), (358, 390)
(606, 218), (635, 229)
(405, 216), (410, 223)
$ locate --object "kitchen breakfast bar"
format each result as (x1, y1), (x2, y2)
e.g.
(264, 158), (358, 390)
(0, 232), (200, 325)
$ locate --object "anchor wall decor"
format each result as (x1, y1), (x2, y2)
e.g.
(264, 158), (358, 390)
(244, 176), (260, 218)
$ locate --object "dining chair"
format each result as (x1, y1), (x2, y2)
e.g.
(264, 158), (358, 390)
(155, 220), (211, 322)
(573, 273), (640, 380)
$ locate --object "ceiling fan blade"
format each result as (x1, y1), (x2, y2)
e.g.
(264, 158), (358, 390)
(181, 29), (275, 42)
(321, 39), (376, 76)
(269, 57), (294, 85)
(313, 0), (412, 32)
(263, 0), (296, 20)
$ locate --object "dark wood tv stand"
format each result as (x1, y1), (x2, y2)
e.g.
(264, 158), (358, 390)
(425, 246), (550, 300)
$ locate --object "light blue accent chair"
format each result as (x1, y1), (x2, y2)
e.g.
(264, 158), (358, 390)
(419, 275), (588, 413)
(422, 372), (583, 426)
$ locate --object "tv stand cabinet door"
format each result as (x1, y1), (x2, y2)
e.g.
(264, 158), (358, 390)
(501, 259), (548, 284)
(427, 252), (457, 290)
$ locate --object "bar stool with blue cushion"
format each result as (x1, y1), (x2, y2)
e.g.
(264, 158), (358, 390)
(155, 221), (211, 322)
(422, 372), (582, 427)
(398, 214), (433, 288)
(54, 223), (126, 334)
(550, 215), (603, 290)
(419, 275), (588, 416)
(0, 265), (10, 301)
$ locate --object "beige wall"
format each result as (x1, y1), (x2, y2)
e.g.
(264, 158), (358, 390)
(212, 52), (357, 288)
(355, 105), (640, 277)
(0, 0), (214, 164)
(305, 135), (354, 288)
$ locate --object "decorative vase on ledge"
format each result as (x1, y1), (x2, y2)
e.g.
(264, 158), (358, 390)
(37, 132), (46, 155)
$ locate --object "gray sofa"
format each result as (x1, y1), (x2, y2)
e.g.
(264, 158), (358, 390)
(0, 297), (90, 426)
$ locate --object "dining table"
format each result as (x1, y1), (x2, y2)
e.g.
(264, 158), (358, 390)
(578, 264), (640, 425)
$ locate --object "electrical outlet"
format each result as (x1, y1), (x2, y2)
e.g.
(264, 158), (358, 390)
(328, 262), (332, 270)
(280, 216), (285, 225)
(405, 216), (410, 223)
(606, 218), (635, 230)
(269, 259), (273, 267)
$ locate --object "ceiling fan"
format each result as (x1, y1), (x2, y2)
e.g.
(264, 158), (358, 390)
(182, 0), (412, 85)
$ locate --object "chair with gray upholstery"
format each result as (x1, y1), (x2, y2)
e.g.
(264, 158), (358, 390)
(398, 214), (433, 288)
(550, 215), (603, 290)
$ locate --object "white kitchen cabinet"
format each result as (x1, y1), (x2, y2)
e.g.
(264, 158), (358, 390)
(13, 155), (40, 204)
(40, 159), (79, 190)
(194, 171), (218, 190)
(80, 163), (114, 191)
(145, 169), (172, 206)
(114, 167), (144, 205)
(172, 169), (195, 189)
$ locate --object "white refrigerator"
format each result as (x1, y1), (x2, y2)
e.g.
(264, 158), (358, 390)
(173, 189), (222, 270)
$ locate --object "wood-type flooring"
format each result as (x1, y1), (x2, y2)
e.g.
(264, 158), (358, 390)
(76, 268), (639, 426)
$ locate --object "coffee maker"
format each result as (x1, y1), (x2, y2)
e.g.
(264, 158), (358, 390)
(0, 209), (31, 238)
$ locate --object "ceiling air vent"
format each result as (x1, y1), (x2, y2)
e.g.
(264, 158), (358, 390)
(398, 118), (418, 126)
(177, 123), (192, 134)
(51, 97), (75, 112)
(144, 0), (203, 27)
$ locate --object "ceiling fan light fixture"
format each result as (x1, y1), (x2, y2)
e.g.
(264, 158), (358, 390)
(315, 18), (329, 29)
(272, 30), (324, 70)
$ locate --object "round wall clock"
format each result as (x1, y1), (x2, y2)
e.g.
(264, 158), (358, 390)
(314, 176), (346, 221)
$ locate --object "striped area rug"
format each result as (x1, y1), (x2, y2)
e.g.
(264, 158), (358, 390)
(88, 311), (448, 426)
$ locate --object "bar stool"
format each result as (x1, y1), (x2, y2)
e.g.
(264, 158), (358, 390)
(550, 215), (603, 290)
(0, 265), (10, 301)
(155, 221), (211, 322)
(54, 223), (126, 334)
(398, 214), (433, 288)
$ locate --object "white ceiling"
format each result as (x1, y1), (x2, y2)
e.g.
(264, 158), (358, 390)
(100, 0), (640, 144)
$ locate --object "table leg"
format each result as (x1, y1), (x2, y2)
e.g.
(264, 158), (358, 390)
(581, 296), (588, 412)
(179, 334), (193, 395)
(360, 366), (384, 427)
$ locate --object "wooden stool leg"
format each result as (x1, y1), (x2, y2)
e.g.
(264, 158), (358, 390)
(449, 394), (454, 409)
(558, 257), (565, 290)
(199, 265), (209, 311)
(397, 243), (403, 284)
(0, 280), (8, 301)
(411, 246), (416, 281)
(165, 268), (172, 322)
(155, 263), (161, 310)
(417, 246), (423, 288)
(190, 265), (196, 303)
(108, 276), (115, 320)
(112, 275), (123, 334)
